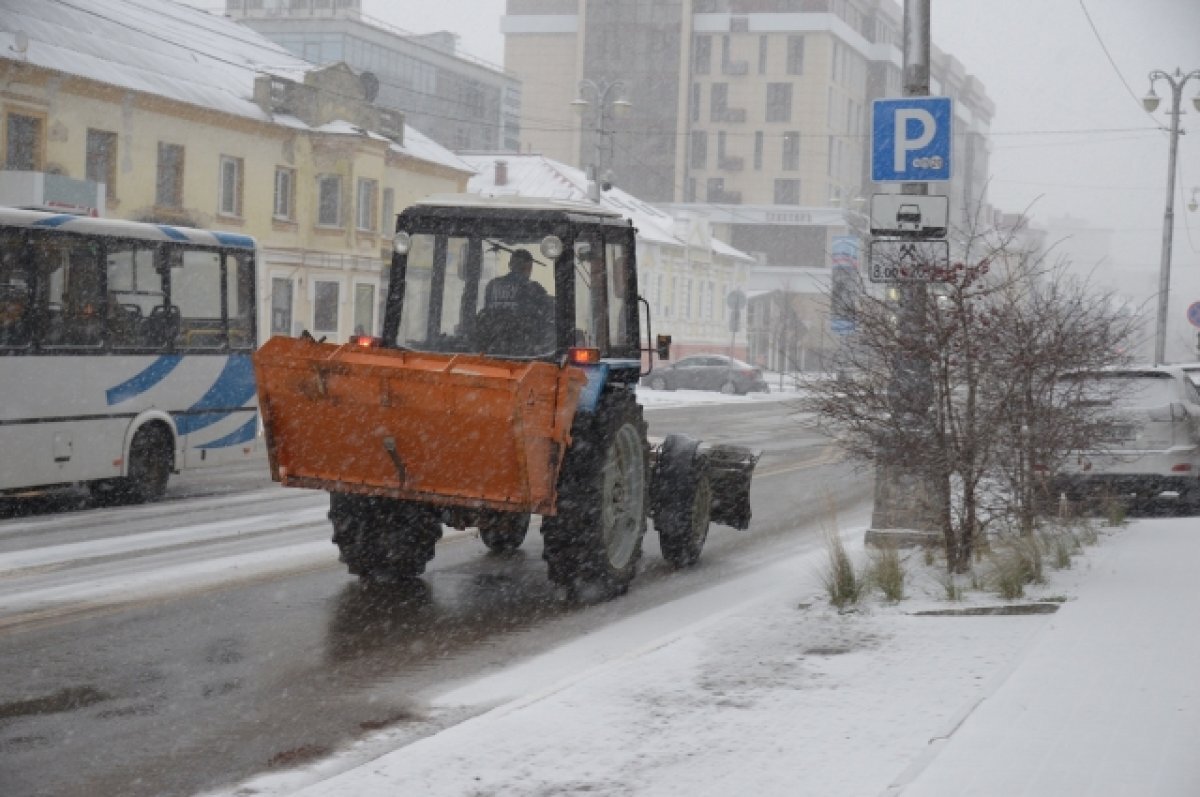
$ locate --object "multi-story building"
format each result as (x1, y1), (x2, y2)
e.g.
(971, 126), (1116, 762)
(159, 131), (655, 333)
(503, 0), (995, 370)
(227, 0), (522, 153)
(0, 0), (472, 343)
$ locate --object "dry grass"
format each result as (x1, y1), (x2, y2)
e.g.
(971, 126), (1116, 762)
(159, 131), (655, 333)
(869, 543), (906, 602)
(819, 526), (865, 610)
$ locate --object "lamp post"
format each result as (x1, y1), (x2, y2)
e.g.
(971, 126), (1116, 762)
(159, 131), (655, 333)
(1142, 67), (1200, 365)
(571, 78), (631, 203)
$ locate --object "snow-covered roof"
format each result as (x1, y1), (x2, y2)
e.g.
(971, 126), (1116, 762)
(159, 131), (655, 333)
(0, 0), (470, 175)
(460, 154), (753, 261)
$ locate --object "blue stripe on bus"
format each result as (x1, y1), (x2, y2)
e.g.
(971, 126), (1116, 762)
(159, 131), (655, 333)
(197, 413), (258, 448)
(212, 231), (256, 249)
(32, 215), (79, 228)
(156, 224), (190, 242)
(174, 354), (257, 435)
(105, 355), (184, 405)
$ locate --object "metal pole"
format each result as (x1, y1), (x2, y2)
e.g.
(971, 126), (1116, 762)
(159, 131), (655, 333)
(1150, 70), (1198, 365)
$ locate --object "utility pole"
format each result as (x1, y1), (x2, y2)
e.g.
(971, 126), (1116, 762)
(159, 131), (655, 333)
(865, 0), (941, 547)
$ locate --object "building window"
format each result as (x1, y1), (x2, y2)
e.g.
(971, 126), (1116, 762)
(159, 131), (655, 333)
(717, 131), (727, 162)
(787, 36), (805, 75)
(317, 175), (342, 227)
(4, 112), (43, 171)
(313, 280), (340, 333)
(766, 83), (792, 123)
(690, 130), (707, 170)
(353, 282), (375, 335)
(754, 131), (764, 170)
(86, 129), (117, 199)
(693, 35), (711, 75)
(782, 131), (800, 171)
(273, 167), (295, 221)
(381, 188), (395, 234)
(271, 276), (294, 336)
(706, 177), (725, 202)
(156, 142), (185, 208)
(710, 83), (728, 122)
(758, 35), (768, 74)
(356, 178), (378, 232)
(218, 155), (243, 217)
(691, 82), (700, 122)
(681, 278), (692, 320)
(774, 178), (801, 205)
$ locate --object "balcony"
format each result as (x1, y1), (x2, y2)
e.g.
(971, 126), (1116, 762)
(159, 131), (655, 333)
(0, 171), (104, 215)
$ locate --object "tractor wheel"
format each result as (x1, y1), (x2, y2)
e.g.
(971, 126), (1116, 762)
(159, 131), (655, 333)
(479, 512), (530, 553)
(329, 492), (442, 582)
(541, 397), (649, 598)
(90, 424), (173, 505)
(654, 437), (712, 568)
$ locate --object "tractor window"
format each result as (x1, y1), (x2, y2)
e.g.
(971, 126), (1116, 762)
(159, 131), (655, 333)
(573, 238), (610, 352)
(606, 240), (633, 352)
(395, 233), (556, 357)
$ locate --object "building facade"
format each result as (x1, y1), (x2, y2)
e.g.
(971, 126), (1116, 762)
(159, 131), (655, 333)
(227, 0), (522, 153)
(503, 0), (995, 370)
(0, 0), (472, 344)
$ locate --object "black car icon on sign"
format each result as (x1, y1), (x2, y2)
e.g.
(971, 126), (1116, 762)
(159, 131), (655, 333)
(896, 204), (922, 231)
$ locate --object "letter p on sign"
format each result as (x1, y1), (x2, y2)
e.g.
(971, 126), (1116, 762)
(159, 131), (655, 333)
(872, 97), (952, 183)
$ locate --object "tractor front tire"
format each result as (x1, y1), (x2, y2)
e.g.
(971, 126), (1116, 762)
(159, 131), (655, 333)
(541, 398), (649, 599)
(330, 493), (442, 582)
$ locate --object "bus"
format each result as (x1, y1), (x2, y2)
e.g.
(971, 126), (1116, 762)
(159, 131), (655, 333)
(0, 207), (260, 503)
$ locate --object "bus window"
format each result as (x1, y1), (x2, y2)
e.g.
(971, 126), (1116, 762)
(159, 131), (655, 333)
(0, 230), (31, 348)
(36, 236), (104, 349)
(226, 252), (254, 350)
(106, 242), (163, 349)
(171, 249), (223, 350)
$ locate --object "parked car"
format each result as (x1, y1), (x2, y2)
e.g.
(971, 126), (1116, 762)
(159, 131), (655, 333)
(1053, 365), (1200, 507)
(642, 354), (769, 395)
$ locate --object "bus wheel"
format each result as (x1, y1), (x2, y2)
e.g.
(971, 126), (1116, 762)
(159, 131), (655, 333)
(89, 426), (173, 505)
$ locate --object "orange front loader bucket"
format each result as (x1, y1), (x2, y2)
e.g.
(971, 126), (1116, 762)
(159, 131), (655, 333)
(253, 336), (587, 515)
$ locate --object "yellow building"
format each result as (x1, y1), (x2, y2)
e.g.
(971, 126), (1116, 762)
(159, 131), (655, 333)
(0, 0), (473, 343)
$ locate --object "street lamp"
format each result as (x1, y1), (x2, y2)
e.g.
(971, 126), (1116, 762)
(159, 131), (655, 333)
(571, 78), (631, 202)
(1142, 67), (1200, 365)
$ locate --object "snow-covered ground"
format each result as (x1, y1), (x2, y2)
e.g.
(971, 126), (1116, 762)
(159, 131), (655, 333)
(208, 514), (1200, 797)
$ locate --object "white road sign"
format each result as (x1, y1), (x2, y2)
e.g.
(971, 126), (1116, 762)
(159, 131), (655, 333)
(868, 239), (950, 283)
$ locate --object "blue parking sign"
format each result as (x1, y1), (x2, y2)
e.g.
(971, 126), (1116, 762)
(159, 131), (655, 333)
(872, 97), (952, 182)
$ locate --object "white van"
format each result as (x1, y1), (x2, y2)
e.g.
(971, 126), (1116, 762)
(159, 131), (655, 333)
(1054, 366), (1200, 507)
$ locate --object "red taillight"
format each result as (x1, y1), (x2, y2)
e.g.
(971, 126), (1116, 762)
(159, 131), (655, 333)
(350, 335), (382, 348)
(1171, 463), (1193, 473)
(568, 347), (601, 365)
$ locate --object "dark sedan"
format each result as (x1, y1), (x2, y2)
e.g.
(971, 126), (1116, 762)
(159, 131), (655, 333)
(642, 354), (769, 395)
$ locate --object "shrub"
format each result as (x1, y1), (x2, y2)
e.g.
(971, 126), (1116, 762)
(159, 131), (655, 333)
(819, 528), (865, 609)
(870, 544), (906, 602)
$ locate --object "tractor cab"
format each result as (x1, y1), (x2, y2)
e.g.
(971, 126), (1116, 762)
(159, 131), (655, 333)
(384, 195), (646, 373)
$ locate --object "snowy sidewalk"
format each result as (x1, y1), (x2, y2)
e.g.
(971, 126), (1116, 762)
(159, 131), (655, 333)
(898, 518), (1200, 797)
(211, 517), (1200, 797)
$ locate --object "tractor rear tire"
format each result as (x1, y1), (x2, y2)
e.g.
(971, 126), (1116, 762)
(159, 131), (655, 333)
(541, 397), (649, 599)
(655, 438), (712, 568)
(479, 512), (530, 553)
(330, 493), (442, 582)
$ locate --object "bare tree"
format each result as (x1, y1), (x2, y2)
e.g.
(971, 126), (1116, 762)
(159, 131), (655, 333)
(803, 211), (1140, 572)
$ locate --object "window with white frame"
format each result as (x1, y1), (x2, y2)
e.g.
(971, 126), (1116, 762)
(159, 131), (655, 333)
(356, 178), (378, 232)
(271, 276), (294, 336)
(218, 155), (243, 217)
(317, 175), (342, 227)
(273, 167), (295, 221)
(313, 280), (340, 334)
(381, 188), (395, 235)
(353, 282), (375, 335)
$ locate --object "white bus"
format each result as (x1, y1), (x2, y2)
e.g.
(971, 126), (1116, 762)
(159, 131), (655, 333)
(0, 208), (259, 502)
